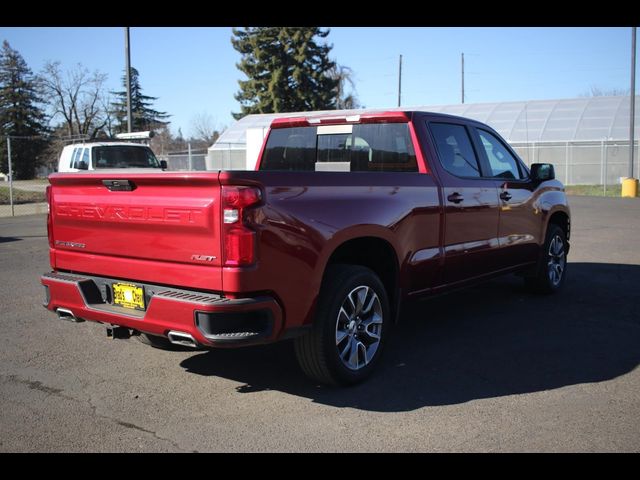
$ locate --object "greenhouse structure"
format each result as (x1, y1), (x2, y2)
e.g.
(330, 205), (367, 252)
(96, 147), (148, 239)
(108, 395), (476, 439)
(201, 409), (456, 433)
(208, 96), (639, 186)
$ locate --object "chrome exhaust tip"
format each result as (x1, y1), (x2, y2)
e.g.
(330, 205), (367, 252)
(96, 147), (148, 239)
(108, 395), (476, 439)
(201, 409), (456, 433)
(56, 308), (82, 323)
(167, 331), (198, 348)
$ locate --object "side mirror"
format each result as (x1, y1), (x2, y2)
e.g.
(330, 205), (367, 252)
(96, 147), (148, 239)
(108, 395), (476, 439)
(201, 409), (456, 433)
(77, 160), (88, 170)
(160, 160), (168, 170)
(531, 163), (555, 182)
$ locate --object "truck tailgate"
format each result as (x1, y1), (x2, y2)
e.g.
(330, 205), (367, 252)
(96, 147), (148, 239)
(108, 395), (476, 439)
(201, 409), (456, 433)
(48, 172), (223, 291)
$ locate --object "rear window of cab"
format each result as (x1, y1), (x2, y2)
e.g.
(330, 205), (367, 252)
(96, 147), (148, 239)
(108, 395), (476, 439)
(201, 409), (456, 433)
(260, 123), (418, 172)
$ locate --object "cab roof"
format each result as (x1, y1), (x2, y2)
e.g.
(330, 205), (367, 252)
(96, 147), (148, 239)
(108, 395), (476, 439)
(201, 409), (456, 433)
(63, 142), (150, 149)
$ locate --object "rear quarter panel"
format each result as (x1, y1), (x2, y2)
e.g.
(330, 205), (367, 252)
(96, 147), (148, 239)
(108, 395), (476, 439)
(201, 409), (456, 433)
(219, 170), (441, 330)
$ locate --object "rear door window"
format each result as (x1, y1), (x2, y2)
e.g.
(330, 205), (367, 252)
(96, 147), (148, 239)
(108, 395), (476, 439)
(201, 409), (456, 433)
(429, 123), (482, 178)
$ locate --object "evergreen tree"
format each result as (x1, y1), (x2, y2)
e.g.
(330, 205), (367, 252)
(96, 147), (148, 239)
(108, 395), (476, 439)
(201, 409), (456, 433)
(111, 67), (170, 133)
(0, 41), (48, 179)
(231, 27), (339, 119)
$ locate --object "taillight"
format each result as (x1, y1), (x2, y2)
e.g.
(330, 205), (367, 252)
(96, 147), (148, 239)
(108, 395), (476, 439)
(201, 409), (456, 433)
(46, 185), (54, 248)
(221, 185), (262, 267)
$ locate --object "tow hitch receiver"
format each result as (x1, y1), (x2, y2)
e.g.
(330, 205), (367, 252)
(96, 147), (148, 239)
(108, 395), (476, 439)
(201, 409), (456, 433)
(106, 325), (132, 339)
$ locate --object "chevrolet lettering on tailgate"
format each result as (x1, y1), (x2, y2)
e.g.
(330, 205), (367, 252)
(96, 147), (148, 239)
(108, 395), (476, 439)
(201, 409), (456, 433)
(56, 203), (206, 226)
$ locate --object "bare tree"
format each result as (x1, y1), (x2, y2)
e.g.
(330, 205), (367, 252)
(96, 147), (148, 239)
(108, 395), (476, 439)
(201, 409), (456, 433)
(581, 86), (630, 97)
(100, 93), (116, 138)
(40, 124), (69, 171)
(149, 124), (173, 157)
(330, 64), (361, 110)
(39, 61), (109, 139)
(190, 112), (223, 147)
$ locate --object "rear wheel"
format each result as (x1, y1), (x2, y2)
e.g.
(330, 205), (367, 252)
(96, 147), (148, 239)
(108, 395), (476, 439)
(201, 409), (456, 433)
(525, 224), (568, 293)
(294, 265), (390, 386)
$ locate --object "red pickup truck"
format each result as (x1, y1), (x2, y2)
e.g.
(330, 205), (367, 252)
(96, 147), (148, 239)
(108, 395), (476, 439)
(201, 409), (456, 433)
(41, 111), (570, 385)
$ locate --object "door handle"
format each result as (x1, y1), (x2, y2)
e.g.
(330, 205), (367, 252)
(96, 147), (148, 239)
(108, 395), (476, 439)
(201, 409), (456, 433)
(500, 191), (512, 201)
(447, 192), (464, 204)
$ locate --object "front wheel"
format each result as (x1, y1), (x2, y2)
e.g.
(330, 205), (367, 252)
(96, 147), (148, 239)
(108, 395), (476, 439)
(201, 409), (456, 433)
(294, 265), (391, 386)
(525, 224), (568, 293)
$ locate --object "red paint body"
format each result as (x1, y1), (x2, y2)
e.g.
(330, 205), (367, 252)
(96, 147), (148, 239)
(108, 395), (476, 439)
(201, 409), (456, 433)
(41, 111), (570, 347)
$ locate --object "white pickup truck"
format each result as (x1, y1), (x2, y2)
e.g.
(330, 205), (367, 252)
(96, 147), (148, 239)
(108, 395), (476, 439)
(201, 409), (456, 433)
(57, 141), (165, 172)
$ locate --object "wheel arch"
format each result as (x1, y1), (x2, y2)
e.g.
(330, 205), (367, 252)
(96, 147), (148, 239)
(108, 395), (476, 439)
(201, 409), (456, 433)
(322, 235), (401, 323)
(546, 208), (571, 243)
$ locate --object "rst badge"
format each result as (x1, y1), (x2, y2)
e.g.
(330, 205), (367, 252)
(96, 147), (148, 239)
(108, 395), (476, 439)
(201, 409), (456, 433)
(55, 240), (86, 249)
(191, 255), (217, 262)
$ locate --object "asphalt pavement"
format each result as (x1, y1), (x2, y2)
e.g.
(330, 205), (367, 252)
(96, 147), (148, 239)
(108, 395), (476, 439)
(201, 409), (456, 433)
(0, 196), (639, 452)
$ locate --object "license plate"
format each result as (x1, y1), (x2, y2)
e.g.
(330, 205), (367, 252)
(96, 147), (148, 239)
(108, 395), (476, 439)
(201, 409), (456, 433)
(112, 283), (146, 311)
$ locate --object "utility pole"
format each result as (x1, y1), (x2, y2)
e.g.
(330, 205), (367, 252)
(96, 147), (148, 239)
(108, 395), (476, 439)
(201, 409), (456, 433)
(623, 26), (638, 197)
(461, 52), (465, 104)
(7, 136), (14, 217)
(125, 27), (133, 133)
(398, 54), (403, 107)
(630, 26), (636, 179)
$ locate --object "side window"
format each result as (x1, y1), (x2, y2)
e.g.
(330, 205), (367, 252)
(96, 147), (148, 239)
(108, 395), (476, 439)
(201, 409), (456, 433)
(79, 148), (90, 169)
(477, 129), (524, 180)
(144, 148), (160, 167)
(70, 148), (81, 169)
(430, 123), (481, 178)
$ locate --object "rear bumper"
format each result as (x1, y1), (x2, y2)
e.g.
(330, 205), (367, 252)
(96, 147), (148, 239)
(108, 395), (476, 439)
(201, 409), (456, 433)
(41, 271), (283, 348)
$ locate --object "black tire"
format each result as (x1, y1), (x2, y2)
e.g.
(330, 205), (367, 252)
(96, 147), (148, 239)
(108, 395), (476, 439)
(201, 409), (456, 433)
(525, 224), (568, 294)
(294, 264), (391, 386)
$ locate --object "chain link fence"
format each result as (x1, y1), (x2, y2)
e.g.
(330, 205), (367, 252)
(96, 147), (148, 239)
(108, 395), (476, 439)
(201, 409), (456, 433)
(157, 147), (208, 171)
(512, 140), (639, 195)
(1, 140), (211, 218)
(2, 138), (639, 218)
(1, 134), (50, 218)
(0, 179), (48, 218)
(206, 143), (247, 170)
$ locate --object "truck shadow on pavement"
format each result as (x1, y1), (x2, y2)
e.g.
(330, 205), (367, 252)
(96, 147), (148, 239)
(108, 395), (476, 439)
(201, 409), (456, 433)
(0, 236), (22, 243)
(180, 262), (640, 412)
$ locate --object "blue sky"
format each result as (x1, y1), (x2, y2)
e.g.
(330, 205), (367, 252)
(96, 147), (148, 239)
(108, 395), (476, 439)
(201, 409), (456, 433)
(0, 27), (634, 136)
